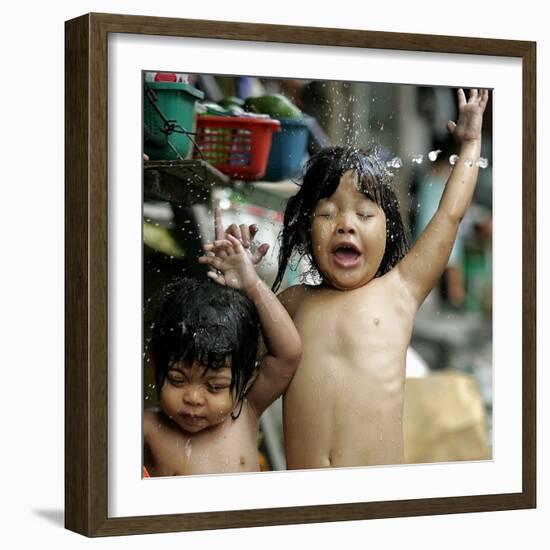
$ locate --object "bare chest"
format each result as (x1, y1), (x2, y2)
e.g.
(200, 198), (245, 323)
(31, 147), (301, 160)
(294, 285), (412, 360)
(145, 413), (259, 476)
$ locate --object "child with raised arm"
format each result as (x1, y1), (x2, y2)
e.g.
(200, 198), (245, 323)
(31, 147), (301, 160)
(143, 237), (301, 476)
(224, 88), (488, 468)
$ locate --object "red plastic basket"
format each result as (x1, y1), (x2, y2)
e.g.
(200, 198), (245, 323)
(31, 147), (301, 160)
(193, 115), (281, 180)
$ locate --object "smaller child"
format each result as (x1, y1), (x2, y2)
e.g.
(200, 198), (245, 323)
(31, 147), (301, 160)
(144, 241), (301, 476)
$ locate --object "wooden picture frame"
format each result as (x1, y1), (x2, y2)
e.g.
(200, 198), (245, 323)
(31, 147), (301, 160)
(65, 12), (536, 537)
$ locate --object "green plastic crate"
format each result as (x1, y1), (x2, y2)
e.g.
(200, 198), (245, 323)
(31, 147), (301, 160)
(144, 81), (204, 160)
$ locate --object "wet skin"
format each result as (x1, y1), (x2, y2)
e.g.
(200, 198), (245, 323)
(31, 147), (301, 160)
(144, 363), (260, 476)
(144, 231), (301, 477)
(281, 172), (414, 468)
(280, 90), (487, 468)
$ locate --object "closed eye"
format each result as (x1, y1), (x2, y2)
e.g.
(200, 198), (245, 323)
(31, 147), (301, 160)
(167, 368), (186, 386)
(167, 376), (185, 386)
(208, 385), (229, 393)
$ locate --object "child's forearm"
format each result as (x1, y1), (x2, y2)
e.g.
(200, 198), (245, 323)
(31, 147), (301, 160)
(438, 139), (482, 223)
(243, 279), (301, 363)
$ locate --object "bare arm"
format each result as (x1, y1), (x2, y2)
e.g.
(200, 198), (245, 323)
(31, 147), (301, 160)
(198, 235), (301, 416)
(397, 88), (489, 307)
(241, 278), (302, 416)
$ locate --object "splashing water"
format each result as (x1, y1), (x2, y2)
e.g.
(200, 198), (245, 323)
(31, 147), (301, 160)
(476, 157), (489, 169)
(428, 149), (441, 162)
(184, 439), (192, 459)
(465, 159), (473, 167)
(386, 157), (403, 169)
(411, 154), (424, 165)
(449, 154), (459, 166)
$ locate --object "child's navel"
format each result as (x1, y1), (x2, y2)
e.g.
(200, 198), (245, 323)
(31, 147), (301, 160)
(373, 317), (380, 325)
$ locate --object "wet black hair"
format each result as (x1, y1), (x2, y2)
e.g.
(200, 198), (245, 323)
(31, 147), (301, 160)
(149, 277), (260, 409)
(272, 145), (410, 292)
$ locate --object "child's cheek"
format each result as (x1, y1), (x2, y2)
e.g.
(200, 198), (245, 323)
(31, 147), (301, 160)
(312, 220), (330, 245)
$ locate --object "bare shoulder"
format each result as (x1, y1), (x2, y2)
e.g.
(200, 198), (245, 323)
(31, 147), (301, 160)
(241, 397), (262, 424)
(375, 266), (419, 314)
(143, 408), (162, 440)
(276, 284), (313, 318)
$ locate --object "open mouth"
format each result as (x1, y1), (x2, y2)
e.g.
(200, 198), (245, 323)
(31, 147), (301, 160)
(332, 244), (361, 267)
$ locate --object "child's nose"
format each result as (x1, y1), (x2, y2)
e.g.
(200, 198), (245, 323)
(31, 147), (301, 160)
(336, 213), (356, 234)
(183, 386), (205, 406)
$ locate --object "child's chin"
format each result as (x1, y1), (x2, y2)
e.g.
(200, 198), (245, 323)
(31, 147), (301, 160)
(325, 273), (373, 290)
(175, 417), (210, 433)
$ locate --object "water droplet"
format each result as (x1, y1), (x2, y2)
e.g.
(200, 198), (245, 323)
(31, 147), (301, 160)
(476, 157), (489, 169)
(449, 154), (459, 166)
(428, 149), (441, 162)
(465, 159), (473, 167)
(374, 317), (380, 325)
(184, 439), (192, 458)
(386, 157), (402, 169)
(411, 154), (424, 165)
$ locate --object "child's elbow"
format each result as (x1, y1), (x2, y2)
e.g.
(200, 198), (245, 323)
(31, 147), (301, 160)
(282, 338), (302, 372)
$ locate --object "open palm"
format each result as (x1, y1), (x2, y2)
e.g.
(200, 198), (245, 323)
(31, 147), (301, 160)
(214, 207), (270, 266)
(447, 88), (489, 143)
(199, 235), (260, 290)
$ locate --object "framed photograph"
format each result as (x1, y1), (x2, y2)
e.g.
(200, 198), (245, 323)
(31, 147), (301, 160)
(65, 13), (536, 537)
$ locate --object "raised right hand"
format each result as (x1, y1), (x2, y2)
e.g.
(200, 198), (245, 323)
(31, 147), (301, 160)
(446, 88), (488, 145)
(214, 207), (270, 265)
(198, 235), (263, 290)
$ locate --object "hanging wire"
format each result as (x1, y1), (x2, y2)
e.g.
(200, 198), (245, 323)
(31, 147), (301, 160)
(144, 84), (206, 162)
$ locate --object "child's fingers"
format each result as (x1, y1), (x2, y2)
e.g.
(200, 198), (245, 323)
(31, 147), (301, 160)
(205, 240), (232, 257)
(239, 224), (251, 247)
(206, 270), (226, 286)
(447, 120), (457, 136)
(211, 242), (233, 259)
(469, 88), (478, 103)
(214, 207), (224, 241)
(198, 255), (224, 270)
(480, 89), (489, 110)
(252, 242), (270, 264)
(249, 224), (258, 241)
(226, 233), (245, 254)
(216, 248), (229, 259)
(226, 223), (242, 242)
(457, 88), (467, 109)
(211, 239), (233, 249)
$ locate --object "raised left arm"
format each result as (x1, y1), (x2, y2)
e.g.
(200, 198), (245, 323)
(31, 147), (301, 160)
(198, 235), (301, 416)
(397, 89), (489, 307)
(241, 278), (302, 417)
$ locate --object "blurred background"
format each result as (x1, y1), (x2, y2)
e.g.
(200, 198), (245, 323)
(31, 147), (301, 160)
(142, 71), (493, 472)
